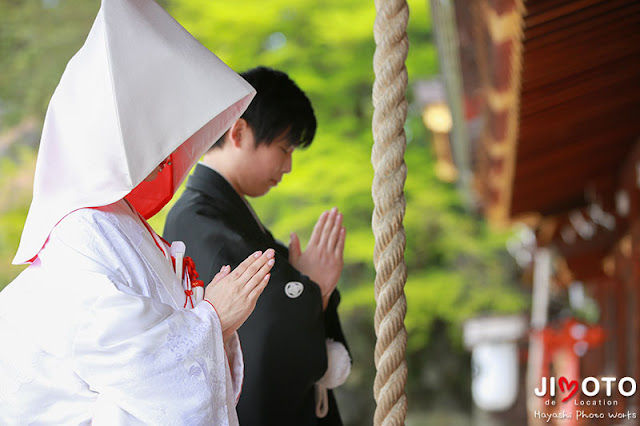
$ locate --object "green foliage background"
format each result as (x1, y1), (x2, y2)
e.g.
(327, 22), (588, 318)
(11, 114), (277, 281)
(0, 0), (528, 422)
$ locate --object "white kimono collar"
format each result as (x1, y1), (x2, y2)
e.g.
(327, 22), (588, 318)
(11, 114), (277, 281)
(14, 0), (255, 264)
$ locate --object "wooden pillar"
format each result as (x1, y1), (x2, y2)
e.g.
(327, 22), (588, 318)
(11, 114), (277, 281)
(526, 247), (551, 426)
(582, 280), (606, 376)
(614, 237), (633, 411)
(610, 140), (640, 415)
(629, 220), (640, 413)
(598, 277), (617, 377)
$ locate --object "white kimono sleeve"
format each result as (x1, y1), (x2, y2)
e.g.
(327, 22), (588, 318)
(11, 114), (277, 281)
(72, 274), (239, 425)
(223, 331), (244, 403)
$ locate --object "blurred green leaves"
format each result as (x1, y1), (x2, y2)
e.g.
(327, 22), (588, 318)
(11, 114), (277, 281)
(0, 0), (100, 126)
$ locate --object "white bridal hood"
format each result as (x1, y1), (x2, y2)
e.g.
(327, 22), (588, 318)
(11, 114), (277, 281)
(14, 0), (255, 264)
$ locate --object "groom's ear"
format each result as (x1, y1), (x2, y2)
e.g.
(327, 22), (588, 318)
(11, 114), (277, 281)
(229, 118), (251, 148)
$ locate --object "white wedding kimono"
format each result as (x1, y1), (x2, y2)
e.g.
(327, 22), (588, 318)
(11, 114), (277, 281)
(0, 200), (243, 425)
(0, 0), (256, 423)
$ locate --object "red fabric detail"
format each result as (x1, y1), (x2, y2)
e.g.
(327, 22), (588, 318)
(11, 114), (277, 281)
(125, 155), (175, 220)
(184, 289), (194, 308)
(183, 257), (197, 277)
(132, 203), (207, 309)
(203, 298), (216, 312)
(184, 256), (204, 288)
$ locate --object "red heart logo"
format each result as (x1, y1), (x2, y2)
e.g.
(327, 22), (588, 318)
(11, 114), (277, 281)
(559, 376), (578, 402)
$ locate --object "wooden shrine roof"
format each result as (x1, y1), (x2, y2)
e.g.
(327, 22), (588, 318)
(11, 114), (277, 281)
(449, 0), (640, 281)
(514, 0), (640, 218)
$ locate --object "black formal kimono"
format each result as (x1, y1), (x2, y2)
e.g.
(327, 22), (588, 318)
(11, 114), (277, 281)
(163, 164), (348, 426)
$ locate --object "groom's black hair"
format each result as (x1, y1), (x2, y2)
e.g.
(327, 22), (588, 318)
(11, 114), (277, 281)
(211, 66), (316, 149)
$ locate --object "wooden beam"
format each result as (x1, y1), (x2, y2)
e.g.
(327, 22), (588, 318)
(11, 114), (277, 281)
(525, 1), (640, 46)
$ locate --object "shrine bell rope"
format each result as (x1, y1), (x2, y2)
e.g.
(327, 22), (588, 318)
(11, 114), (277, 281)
(371, 0), (410, 424)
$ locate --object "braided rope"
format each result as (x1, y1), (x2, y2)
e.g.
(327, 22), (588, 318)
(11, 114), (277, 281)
(372, 0), (409, 424)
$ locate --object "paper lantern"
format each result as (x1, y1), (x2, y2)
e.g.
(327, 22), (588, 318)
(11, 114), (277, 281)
(471, 342), (519, 411)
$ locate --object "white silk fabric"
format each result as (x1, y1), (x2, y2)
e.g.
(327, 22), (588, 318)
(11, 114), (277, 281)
(2, 0), (254, 422)
(0, 201), (243, 424)
(13, 0), (255, 264)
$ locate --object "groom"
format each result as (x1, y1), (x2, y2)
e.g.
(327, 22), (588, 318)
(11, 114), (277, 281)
(163, 66), (351, 425)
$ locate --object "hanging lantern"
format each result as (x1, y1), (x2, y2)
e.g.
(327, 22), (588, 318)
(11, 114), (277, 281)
(464, 315), (527, 411)
(471, 341), (520, 411)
